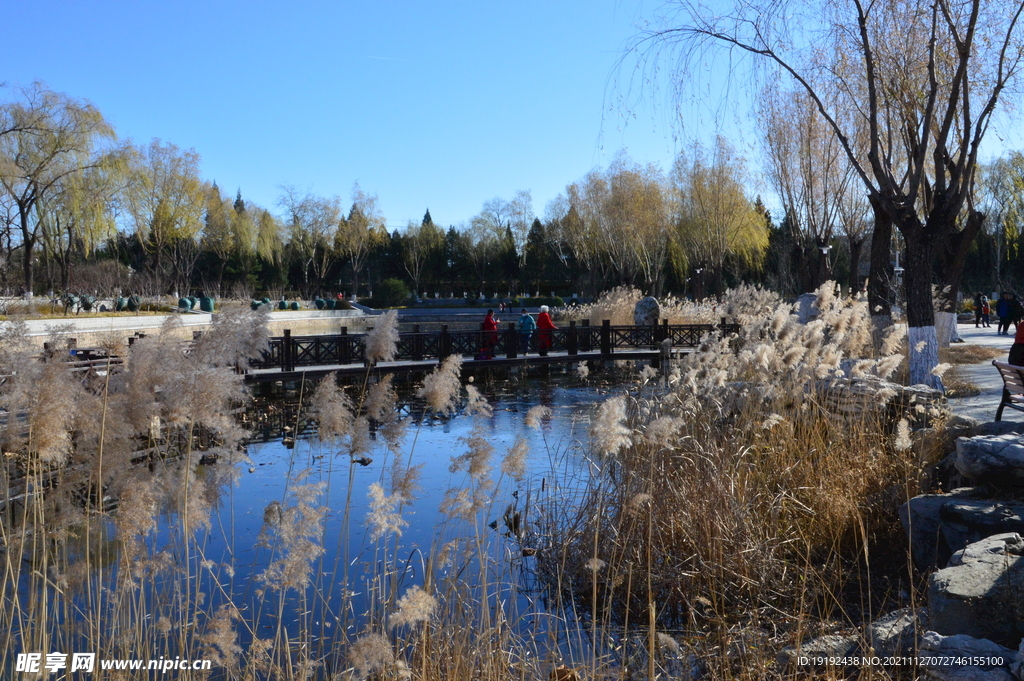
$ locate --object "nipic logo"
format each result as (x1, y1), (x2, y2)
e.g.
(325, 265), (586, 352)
(15, 653), (211, 674)
(16, 653), (95, 673)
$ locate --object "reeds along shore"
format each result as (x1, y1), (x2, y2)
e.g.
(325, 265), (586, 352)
(0, 287), (942, 680)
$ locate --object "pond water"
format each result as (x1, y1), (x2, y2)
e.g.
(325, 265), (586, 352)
(185, 369), (635, 655)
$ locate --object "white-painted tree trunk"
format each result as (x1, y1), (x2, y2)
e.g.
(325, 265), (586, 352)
(908, 325), (944, 391)
(934, 310), (958, 348)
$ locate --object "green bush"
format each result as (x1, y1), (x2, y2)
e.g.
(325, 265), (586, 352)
(365, 279), (410, 308)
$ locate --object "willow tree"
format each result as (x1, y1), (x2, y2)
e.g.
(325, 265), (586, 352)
(37, 161), (125, 291)
(201, 183), (235, 294)
(0, 84), (118, 293)
(123, 140), (205, 293)
(674, 137), (769, 297)
(760, 86), (854, 291)
(548, 153), (674, 295)
(636, 0), (1024, 388)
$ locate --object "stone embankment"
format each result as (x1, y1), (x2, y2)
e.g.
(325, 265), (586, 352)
(788, 383), (1024, 677)
(778, 323), (1024, 680)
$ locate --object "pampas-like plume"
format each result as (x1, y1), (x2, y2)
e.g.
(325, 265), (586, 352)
(389, 458), (423, 503)
(451, 424), (494, 481)
(390, 585), (437, 628)
(257, 479), (327, 592)
(312, 377), (353, 442)
(418, 355), (463, 415)
(894, 418), (912, 451)
(349, 416), (372, 457)
(590, 395), (631, 457)
(365, 310), (399, 363)
(367, 482), (408, 540)
(464, 384), (492, 417)
(348, 633), (394, 679)
(365, 375), (397, 422)
(501, 436), (529, 480)
(525, 405), (551, 429)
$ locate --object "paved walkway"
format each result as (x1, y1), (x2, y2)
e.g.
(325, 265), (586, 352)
(948, 323), (1017, 422)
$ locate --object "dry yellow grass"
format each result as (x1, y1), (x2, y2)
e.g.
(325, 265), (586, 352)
(940, 343), (1005, 365)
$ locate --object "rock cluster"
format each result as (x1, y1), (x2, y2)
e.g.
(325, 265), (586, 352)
(891, 417), (1024, 679)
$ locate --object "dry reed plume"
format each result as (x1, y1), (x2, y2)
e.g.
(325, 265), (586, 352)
(537, 282), (945, 677)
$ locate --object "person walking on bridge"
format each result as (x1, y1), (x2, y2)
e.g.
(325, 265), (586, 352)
(517, 309), (536, 354)
(480, 309), (499, 359)
(536, 305), (556, 356)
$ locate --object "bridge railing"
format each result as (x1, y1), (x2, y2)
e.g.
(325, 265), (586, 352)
(251, 320), (740, 371)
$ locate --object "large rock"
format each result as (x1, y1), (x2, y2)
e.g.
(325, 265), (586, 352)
(956, 434), (1024, 487)
(974, 421), (1024, 438)
(867, 608), (926, 657)
(918, 631), (1016, 681)
(928, 533), (1024, 646)
(899, 489), (1024, 570)
(794, 293), (819, 323)
(634, 296), (661, 326)
(776, 634), (858, 669)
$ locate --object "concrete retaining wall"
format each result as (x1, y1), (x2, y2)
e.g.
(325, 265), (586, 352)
(6, 309), (370, 348)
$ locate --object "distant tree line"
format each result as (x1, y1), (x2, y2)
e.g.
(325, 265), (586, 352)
(1, 82), (1023, 309)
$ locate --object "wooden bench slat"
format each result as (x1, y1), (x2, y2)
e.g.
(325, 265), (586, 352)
(993, 360), (1024, 421)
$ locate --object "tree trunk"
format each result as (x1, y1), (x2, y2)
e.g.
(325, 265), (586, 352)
(19, 212), (35, 296)
(934, 210), (986, 347)
(867, 197), (894, 353)
(902, 229), (942, 391)
(848, 236), (864, 295)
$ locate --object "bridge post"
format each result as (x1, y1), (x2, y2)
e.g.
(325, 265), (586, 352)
(656, 319), (668, 345)
(440, 325), (451, 359)
(283, 329), (293, 372)
(567, 321), (578, 356)
(600, 320), (612, 356)
(340, 327), (352, 365)
(505, 322), (517, 359)
(412, 324), (424, 361)
(581, 319), (591, 352)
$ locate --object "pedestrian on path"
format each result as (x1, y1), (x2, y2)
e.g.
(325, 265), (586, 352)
(479, 309), (499, 359)
(1009, 318), (1024, 366)
(536, 305), (556, 356)
(517, 308), (536, 354)
(997, 292), (1014, 335)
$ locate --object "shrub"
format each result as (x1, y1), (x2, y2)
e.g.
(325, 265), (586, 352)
(365, 279), (410, 308)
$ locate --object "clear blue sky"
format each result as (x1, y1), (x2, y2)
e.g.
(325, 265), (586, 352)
(4, 0), (702, 229)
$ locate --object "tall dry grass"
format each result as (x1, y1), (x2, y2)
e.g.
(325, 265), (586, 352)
(534, 282), (945, 677)
(561, 284), (782, 326)
(0, 283), (944, 680)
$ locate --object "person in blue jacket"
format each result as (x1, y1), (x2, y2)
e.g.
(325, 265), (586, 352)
(517, 309), (536, 354)
(997, 292), (1014, 335)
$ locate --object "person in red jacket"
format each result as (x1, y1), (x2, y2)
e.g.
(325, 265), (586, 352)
(1009, 319), (1024, 366)
(480, 309), (499, 359)
(536, 305), (556, 356)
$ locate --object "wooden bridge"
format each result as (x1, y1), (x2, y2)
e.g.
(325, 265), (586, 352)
(244, 319), (740, 381)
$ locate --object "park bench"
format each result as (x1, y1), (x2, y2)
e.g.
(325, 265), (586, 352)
(993, 360), (1024, 420)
